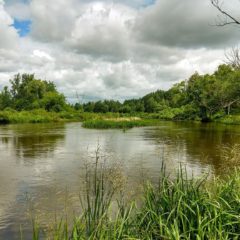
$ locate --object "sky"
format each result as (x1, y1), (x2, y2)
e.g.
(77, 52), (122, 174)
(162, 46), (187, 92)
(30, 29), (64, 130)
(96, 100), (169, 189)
(0, 0), (240, 102)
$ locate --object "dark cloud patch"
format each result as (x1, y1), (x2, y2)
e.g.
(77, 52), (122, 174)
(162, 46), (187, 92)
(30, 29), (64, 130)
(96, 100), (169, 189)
(134, 0), (240, 49)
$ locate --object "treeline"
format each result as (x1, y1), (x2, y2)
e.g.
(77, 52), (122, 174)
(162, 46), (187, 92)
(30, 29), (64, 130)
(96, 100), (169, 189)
(1, 64), (240, 121)
(80, 64), (240, 121)
(0, 73), (67, 112)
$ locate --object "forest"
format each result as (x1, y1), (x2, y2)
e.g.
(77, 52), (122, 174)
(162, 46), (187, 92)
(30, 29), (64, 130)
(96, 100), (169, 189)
(82, 64), (240, 122)
(2, 64), (238, 123)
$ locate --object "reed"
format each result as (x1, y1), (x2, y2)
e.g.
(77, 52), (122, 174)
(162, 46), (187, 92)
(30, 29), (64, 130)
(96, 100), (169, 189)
(29, 158), (240, 240)
(82, 119), (153, 129)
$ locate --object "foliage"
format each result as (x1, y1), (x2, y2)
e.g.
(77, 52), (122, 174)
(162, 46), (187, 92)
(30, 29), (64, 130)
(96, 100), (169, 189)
(81, 64), (240, 122)
(30, 163), (240, 240)
(1, 65), (240, 123)
(0, 73), (67, 112)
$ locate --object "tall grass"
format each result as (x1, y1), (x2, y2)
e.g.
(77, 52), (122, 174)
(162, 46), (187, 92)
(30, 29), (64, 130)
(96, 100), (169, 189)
(82, 119), (153, 129)
(215, 114), (240, 125)
(0, 109), (87, 124)
(29, 157), (240, 239)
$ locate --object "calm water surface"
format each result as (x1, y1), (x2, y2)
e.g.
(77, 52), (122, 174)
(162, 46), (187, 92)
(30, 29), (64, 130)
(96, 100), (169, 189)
(0, 121), (240, 239)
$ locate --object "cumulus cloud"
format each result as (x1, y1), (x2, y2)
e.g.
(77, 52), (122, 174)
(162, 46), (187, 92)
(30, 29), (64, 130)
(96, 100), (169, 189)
(30, 0), (77, 42)
(134, 0), (240, 48)
(5, 1), (30, 20)
(0, 0), (238, 102)
(0, 1), (19, 49)
(67, 2), (136, 61)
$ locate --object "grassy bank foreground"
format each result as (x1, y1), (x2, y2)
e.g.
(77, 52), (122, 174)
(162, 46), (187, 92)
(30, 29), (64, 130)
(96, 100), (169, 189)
(29, 163), (240, 240)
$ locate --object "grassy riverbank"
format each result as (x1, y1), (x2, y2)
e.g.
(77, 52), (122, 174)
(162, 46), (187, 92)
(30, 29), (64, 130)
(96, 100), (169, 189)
(0, 109), (81, 124)
(0, 109), (138, 125)
(2, 108), (240, 128)
(215, 114), (240, 125)
(0, 109), (119, 124)
(30, 164), (240, 240)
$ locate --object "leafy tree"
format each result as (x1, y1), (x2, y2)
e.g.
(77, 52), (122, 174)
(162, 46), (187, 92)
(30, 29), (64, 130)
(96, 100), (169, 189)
(0, 73), (67, 112)
(74, 103), (83, 111)
(144, 97), (159, 113)
(0, 86), (12, 110)
(104, 100), (121, 112)
(83, 102), (95, 112)
(93, 101), (109, 113)
(41, 92), (66, 112)
(215, 65), (240, 114)
(119, 105), (132, 113)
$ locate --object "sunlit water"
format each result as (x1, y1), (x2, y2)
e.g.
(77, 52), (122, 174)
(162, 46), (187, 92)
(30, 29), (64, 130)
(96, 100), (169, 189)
(0, 121), (240, 239)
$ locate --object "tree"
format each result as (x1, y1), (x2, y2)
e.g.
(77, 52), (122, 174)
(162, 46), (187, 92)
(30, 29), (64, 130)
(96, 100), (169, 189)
(93, 101), (109, 113)
(0, 86), (12, 110)
(41, 92), (66, 112)
(215, 65), (240, 114)
(144, 97), (159, 113)
(0, 73), (67, 111)
(83, 102), (95, 112)
(211, 0), (240, 26)
(225, 47), (240, 69)
(186, 72), (221, 119)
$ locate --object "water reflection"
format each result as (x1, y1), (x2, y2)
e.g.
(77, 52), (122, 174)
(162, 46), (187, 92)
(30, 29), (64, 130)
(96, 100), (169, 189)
(142, 122), (240, 174)
(0, 124), (65, 161)
(0, 122), (240, 239)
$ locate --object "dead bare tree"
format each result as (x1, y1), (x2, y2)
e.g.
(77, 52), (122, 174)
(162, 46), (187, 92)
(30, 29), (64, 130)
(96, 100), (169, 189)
(225, 47), (240, 69)
(211, 0), (240, 26)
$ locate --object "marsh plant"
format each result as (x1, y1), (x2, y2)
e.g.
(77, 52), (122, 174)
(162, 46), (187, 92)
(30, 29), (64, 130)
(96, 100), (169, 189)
(78, 147), (127, 238)
(220, 143), (240, 167)
(28, 151), (240, 240)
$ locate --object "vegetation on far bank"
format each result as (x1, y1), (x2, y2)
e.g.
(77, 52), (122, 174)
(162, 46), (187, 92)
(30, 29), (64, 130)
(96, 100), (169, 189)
(81, 64), (240, 123)
(1, 64), (240, 126)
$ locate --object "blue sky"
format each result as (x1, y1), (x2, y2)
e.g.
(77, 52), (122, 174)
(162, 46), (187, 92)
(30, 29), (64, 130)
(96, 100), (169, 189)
(12, 19), (31, 37)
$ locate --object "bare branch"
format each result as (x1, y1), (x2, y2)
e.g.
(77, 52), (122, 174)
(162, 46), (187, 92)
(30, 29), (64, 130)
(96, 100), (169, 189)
(211, 0), (240, 26)
(225, 47), (240, 69)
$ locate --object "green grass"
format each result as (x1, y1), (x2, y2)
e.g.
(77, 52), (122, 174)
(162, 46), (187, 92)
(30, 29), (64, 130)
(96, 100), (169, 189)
(0, 110), (142, 125)
(216, 114), (240, 125)
(0, 109), (91, 124)
(82, 118), (155, 129)
(29, 160), (240, 240)
(0, 109), (61, 124)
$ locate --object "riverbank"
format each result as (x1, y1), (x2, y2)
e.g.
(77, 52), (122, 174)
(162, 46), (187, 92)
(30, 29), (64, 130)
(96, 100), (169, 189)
(30, 164), (240, 240)
(0, 109), (131, 124)
(215, 114), (240, 125)
(1, 109), (240, 129)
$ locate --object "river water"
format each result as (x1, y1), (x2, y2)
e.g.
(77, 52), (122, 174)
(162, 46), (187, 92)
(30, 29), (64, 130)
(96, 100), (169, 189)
(0, 122), (240, 239)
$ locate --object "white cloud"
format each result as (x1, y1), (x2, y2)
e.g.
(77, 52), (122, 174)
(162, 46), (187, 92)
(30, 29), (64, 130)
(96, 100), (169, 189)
(5, 1), (30, 20)
(0, 1), (19, 49)
(134, 0), (240, 48)
(30, 0), (77, 42)
(67, 2), (135, 61)
(0, 0), (237, 102)
(32, 49), (54, 61)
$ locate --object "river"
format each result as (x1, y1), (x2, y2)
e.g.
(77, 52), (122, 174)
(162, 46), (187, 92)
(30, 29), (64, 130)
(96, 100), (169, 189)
(0, 122), (240, 239)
